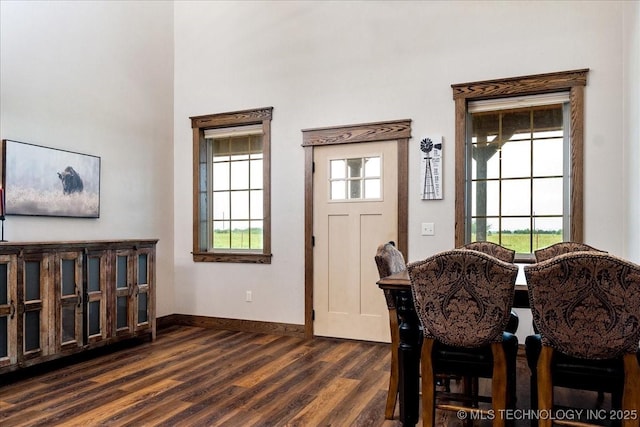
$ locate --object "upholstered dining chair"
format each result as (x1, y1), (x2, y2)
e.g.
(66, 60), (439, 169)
(460, 242), (519, 334)
(374, 241), (406, 420)
(525, 252), (640, 427)
(409, 249), (519, 427)
(533, 241), (606, 262)
(527, 241), (609, 407)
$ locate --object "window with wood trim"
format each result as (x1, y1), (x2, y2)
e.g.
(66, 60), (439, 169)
(191, 107), (272, 263)
(452, 70), (588, 260)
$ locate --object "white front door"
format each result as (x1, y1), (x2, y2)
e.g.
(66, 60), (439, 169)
(313, 140), (398, 343)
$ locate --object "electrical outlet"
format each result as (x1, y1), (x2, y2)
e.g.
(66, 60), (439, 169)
(245, 291), (252, 302)
(421, 222), (435, 236)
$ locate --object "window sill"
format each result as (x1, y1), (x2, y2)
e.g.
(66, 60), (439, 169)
(192, 251), (272, 264)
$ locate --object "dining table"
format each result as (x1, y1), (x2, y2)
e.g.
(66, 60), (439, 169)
(377, 269), (530, 426)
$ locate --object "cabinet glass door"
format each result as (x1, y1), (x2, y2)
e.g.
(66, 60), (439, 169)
(115, 252), (132, 335)
(86, 253), (107, 342)
(135, 252), (149, 328)
(0, 255), (17, 367)
(58, 253), (82, 350)
(23, 258), (46, 357)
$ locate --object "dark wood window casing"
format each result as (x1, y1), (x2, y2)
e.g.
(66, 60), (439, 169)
(191, 107), (273, 264)
(452, 69), (588, 261)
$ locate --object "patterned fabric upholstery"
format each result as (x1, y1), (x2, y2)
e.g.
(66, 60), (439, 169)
(408, 249), (518, 348)
(460, 241), (516, 263)
(525, 252), (640, 359)
(534, 241), (605, 262)
(375, 242), (406, 309)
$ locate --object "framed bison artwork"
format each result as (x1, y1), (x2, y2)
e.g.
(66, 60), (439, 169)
(1, 140), (100, 218)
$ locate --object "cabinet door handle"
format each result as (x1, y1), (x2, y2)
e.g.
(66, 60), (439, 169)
(9, 300), (15, 319)
(77, 290), (82, 307)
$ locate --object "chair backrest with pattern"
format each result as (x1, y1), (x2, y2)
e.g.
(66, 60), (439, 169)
(375, 241), (406, 279)
(534, 241), (606, 262)
(408, 249), (518, 348)
(460, 241), (515, 263)
(525, 252), (640, 359)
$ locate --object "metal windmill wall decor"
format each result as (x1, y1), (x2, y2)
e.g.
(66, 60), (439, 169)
(420, 136), (443, 200)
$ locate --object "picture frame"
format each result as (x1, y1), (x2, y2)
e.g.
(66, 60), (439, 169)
(1, 139), (101, 218)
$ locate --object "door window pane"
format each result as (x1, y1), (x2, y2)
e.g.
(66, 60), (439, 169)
(88, 301), (101, 336)
(116, 256), (127, 289)
(0, 316), (7, 357)
(138, 254), (148, 285)
(87, 257), (100, 292)
(25, 262), (40, 301)
(61, 259), (75, 296)
(117, 296), (128, 329)
(330, 156), (382, 201)
(138, 293), (148, 324)
(0, 264), (6, 305)
(24, 311), (39, 351)
(61, 306), (75, 343)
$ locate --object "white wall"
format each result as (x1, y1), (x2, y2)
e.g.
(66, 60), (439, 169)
(0, 1), (175, 316)
(173, 0), (631, 340)
(623, 1), (640, 263)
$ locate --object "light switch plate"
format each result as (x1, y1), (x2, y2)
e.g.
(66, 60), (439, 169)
(421, 222), (435, 236)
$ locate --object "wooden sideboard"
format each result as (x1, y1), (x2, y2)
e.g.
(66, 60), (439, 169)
(0, 239), (157, 375)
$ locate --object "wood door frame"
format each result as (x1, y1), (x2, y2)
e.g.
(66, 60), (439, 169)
(302, 119), (411, 339)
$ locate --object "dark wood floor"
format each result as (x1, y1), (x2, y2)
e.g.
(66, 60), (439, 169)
(0, 325), (614, 426)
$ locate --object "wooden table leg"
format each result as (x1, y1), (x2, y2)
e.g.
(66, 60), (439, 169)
(396, 289), (422, 426)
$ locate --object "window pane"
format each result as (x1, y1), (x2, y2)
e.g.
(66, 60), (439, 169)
(213, 162), (230, 191)
(231, 137), (250, 159)
(331, 160), (345, 179)
(250, 190), (263, 219)
(250, 159), (263, 189)
(532, 217), (563, 251)
(348, 180), (362, 199)
(364, 157), (380, 177)
(364, 179), (381, 199)
(501, 180), (531, 216)
(501, 217), (533, 253)
(472, 180), (500, 217)
(533, 178), (563, 215)
(471, 144), (500, 180)
(213, 192), (229, 220)
(250, 221), (263, 250)
(501, 140), (531, 178)
(230, 161), (249, 190)
(347, 158), (362, 178)
(230, 221), (250, 249)
(231, 191), (249, 219)
(213, 221), (231, 249)
(533, 138), (563, 176)
(331, 181), (345, 200)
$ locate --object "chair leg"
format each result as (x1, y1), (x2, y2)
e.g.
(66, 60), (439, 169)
(385, 307), (400, 419)
(529, 372), (538, 427)
(491, 342), (507, 427)
(384, 346), (399, 419)
(537, 346), (554, 427)
(622, 353), (640, 427)
(421, 339), (435, 427)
